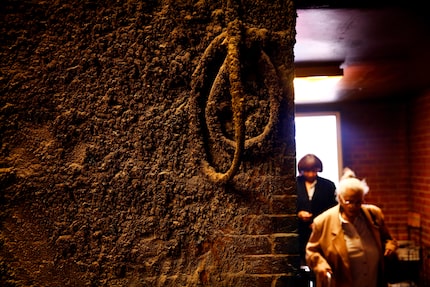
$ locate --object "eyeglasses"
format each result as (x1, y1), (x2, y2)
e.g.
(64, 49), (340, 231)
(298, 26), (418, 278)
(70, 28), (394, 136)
(339, 194), (363, 206)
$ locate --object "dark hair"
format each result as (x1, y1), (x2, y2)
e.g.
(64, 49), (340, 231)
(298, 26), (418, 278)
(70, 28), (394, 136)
(298, 154), (323, 172)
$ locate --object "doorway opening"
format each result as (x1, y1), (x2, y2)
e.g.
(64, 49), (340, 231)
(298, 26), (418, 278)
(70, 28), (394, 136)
(295, 112), (343, 185)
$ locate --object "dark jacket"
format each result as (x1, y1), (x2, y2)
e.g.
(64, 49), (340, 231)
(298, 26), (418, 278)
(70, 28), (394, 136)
(296, 175), (337, 260)
(296, 175), (337, 217)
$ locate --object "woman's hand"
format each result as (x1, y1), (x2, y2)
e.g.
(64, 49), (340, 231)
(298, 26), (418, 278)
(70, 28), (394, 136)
(384, 248), (395, 256)
(298, 210), (313, 222)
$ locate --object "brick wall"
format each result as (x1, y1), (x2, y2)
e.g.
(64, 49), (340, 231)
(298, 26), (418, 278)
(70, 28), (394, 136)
(339, 100), (410, 240)
(409, 89), (430, 284)
(410, 90), (430, 245)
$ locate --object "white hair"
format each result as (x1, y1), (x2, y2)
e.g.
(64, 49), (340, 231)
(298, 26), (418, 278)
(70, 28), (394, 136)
(337, 168), (369, 197)
(340, 167), (356, 180)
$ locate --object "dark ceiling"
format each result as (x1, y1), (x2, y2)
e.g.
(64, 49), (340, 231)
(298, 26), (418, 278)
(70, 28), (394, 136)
(294, 0), (430, 103)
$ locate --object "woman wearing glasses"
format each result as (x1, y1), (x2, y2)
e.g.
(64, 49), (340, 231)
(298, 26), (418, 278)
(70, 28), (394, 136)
(306, 169), (398, 287)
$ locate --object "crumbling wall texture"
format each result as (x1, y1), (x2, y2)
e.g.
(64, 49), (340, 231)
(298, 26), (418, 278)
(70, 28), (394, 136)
(0, 0), (297, 286)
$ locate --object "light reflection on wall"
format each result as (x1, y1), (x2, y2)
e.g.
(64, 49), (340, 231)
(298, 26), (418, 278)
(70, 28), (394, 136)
(294, 76), (342, 103)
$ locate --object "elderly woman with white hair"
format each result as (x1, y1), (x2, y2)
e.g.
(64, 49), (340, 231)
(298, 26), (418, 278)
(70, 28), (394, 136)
(306, 168), (398, 287)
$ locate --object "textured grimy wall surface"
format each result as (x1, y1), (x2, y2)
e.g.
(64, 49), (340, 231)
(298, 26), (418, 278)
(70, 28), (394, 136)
(0, 0), (297, 286)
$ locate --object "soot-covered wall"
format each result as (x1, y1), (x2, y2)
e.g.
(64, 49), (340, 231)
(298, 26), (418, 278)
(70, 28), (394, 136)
(0, 0), (297, 286)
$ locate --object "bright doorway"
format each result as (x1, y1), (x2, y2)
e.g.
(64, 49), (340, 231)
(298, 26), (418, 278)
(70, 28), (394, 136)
(295, 112), (343, 185)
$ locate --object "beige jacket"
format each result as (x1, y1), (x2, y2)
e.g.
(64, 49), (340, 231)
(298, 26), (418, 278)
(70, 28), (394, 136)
(306, 204), (398, 287)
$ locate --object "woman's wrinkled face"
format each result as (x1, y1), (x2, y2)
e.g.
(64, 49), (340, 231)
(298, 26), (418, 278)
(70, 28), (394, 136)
(339, 188), (364, 221)
(302, 170), (318, 183)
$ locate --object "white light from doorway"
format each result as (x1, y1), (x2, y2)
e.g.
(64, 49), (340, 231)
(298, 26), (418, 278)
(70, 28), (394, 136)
(295, 112), (343, 185)
(294, 76), (342, 103)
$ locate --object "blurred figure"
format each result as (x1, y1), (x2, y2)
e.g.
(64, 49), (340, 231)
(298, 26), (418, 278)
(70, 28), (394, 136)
(306, 169), (398, 287)
(296, 154), (337, 265)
